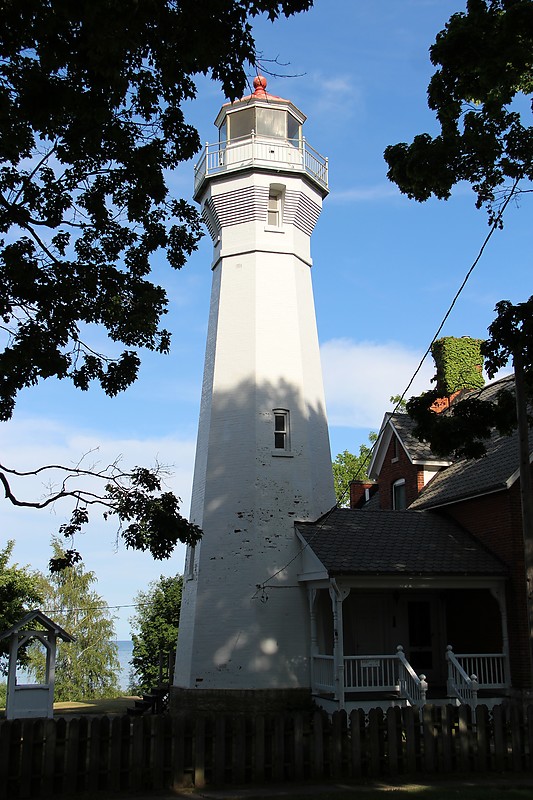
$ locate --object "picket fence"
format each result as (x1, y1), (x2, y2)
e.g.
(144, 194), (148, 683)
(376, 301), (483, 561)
(2, 704), (533, 799)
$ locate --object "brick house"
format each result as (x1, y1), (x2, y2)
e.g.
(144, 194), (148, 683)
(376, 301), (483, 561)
(296, 374), (532, 712)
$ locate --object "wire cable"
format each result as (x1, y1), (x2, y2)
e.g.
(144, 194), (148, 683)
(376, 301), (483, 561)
(254, 178), (522, 595)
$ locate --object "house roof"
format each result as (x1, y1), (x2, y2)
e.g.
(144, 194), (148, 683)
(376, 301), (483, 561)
(368, 411), (449, 480)
(390, 413), (439, 462)
(296, 507), (507, 577)
(410, 375), (531, 510)
(0, 609), (75, 643)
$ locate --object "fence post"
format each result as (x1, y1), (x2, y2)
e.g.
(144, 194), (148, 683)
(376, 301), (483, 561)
(386, 706), (400, 777)
(311, 710), (324, 780)
(349, 709), (362, 778)
(293, 712), (304, 782)
(475, 704), (490, 773)
(422, 705), (435, 773)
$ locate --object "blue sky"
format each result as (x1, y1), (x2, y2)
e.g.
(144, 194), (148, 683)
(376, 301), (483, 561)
(3, 0), (532, 640)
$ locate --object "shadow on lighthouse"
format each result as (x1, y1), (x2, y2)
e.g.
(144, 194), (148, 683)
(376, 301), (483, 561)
(172, 373), (335, 713)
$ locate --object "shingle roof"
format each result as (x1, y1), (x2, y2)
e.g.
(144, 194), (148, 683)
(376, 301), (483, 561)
(296, 508), (506, 577)
(409, 375), (532, 509)
(390, 413), (441, 462)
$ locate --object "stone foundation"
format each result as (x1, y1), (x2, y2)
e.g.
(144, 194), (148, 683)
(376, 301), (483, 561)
(170, 687), (314, 715)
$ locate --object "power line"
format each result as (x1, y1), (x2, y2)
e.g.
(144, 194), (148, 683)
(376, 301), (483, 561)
(255, 179), (521, 594)
(334, 177), (522, 507)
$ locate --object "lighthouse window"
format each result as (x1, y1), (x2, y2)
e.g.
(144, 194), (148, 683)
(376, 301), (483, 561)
(268, 190), (282, 227)
(287, 113), (301, 145)
(229, 107), (254, 140)
(256, 107), (285, 138)
(273, 409), (290, 451)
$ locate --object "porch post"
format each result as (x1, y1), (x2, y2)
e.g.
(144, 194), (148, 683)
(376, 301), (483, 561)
(491, 585), (511, 687)
(308, 588), (317, 695)
(329, 579), (349, 710)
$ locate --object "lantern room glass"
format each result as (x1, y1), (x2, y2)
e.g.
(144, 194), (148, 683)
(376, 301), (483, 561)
(223, 107), (301, 143)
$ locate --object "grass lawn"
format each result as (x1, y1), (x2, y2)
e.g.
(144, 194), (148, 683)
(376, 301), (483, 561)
(0, 695), (140, 718)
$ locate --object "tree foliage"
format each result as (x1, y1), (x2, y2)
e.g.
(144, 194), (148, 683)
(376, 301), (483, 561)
(0, 0), (312, 563)
(129, 573), (182, 694)
(0, 540), (44, 672)
(333, 433), (377, 506)
(28, 538), (120, 700)
(407, 297), (533, 459)
(383, 1), (533, 458)
(384, 0), (533, 223)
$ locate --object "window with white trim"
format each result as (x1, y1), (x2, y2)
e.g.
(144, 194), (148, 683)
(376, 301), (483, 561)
(392, 478), (406, 510)
(273, 409), (290, 452)
(267, 184), (284, 228)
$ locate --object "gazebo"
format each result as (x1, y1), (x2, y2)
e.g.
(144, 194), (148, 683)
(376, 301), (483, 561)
(0, 609), (74, 719)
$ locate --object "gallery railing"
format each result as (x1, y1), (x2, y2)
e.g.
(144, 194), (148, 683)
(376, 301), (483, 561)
(194, 132), (328, 195)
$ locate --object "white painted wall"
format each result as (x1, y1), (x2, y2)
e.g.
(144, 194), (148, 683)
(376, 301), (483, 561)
(175, 119), (335, 691)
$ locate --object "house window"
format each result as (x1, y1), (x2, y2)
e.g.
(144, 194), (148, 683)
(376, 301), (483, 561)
(273, 409), (290, 451)
(267, 186), (283, 227)
(392, 479), (406, 510)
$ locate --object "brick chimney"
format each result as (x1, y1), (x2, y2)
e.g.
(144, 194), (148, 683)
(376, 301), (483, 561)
(350, 479), (378, 509)
(429, 336), (484, 414)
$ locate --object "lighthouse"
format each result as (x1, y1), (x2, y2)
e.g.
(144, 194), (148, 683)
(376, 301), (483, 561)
(173, 77), (335, 711)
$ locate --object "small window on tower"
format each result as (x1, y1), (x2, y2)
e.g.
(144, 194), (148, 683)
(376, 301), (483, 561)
(267, 186), (283, 227)
(268, 191), (281, 226)
(273, 409), (290, 451)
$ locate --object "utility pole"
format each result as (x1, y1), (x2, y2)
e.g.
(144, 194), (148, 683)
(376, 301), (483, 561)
(513, 347), (533, 685)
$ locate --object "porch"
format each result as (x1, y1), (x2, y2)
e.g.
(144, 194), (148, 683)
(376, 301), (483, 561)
(296, 507), (511, 712)
(311, 645), (510, 713)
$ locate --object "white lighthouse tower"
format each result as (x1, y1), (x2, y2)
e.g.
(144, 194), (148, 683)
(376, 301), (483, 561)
(173, 77), (335, 710)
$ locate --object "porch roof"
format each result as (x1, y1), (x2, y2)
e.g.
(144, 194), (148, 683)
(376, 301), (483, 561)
(295, 508), (507, 577)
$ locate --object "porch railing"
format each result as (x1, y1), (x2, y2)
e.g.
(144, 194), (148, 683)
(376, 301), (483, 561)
(313, 654), (334, 693)
(194, 133), (328, 195)
(344, 654), (399, 693)
(312, 646), (427, 705)
(396, 645), (428, 706)
(446, 645), (479, 707)
(454, 651), (507, 689)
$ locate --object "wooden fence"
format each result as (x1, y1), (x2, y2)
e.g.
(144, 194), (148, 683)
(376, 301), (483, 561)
(2, 704), (533, 798)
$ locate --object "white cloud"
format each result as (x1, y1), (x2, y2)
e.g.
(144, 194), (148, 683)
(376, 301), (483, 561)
(321, 338), (435, 429)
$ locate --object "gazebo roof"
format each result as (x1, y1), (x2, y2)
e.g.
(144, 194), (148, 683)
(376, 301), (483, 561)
(0, 609), (75, 643)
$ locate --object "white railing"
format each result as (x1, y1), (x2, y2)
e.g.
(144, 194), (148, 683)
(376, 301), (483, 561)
(312, 646), (427, 706)
(344, 654), (399, 692)
(454, 652), (508, 689)
(194, 133), (328, 195)
(313, 654), (334, 693)
(396, 646), (428, 707)
(446, 645), (479, 707)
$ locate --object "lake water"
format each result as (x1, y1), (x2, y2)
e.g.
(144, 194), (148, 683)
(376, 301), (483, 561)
(116, 640), (133, 691)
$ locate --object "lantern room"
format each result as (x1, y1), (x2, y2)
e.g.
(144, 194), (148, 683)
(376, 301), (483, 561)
(215, 75), (304, 145)
(193, 76), (328, 199)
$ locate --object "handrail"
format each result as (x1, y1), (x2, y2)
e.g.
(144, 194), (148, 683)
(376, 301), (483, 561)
(312, 646), (428, 706)
(396, 645), (428, 706)
(446, 645), (479, 707)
